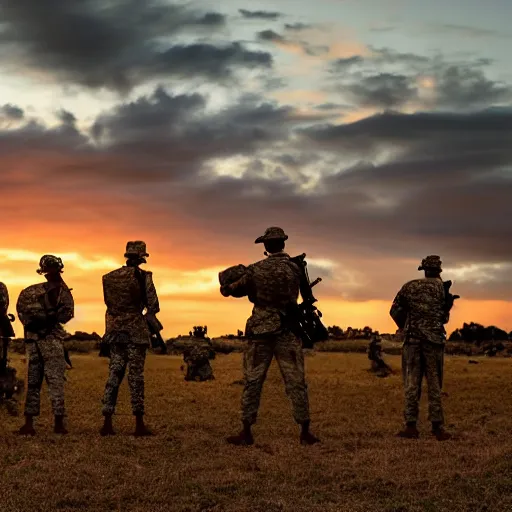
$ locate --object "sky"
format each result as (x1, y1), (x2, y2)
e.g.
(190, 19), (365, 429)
(1, 0), (511, 338)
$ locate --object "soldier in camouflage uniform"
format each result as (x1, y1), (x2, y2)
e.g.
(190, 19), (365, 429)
(220, 227), (320, 446)
(390, 255), (453, 441)
(183, 343), (215, 381)
(0, 281), (19, 415)
(16, 255), (74, 435)
(100, 241), (158, 437)
(368, 333), (392, 377)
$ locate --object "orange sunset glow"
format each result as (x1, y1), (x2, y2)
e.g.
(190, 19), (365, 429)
(1, 2), (511, 340)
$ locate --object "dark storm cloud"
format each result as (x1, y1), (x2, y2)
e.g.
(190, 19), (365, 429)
(346, 73), (418, 109)
(239, 9), (282, 20)
(284, 23), (313, 31)
(328, 48), (512, 111)
(2, 85), (512, 300)
(0, 104), (24, 120)
(330, 56), (365, 71)
(0, 0), (269, 92)
(434, 64), (512, 110)
(257, 30), (286, 42)
(256, 29), (327, 57)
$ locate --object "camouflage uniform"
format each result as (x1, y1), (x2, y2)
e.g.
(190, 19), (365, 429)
(0, 282), (8, 314)
(101, 241), (159, 417)
(16, 264), (74, 418)
(390, 255), (448, 425)
(219, 227), (310, 426)
(184, 343), (214, 381)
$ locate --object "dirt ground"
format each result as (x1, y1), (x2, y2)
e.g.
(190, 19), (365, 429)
(1, 352), (512, 512)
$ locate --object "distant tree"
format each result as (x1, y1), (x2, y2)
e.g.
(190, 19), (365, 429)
(327, 325), (344, 338)
(362, 326), (373, 339)
(73, 331), (101, 341)
(449, 322), (509, 344)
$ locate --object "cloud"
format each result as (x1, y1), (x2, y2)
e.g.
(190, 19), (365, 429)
(426, 23), (512, 39)
(1, 82), (512, 306)
(1, 104), (24, 120)
(345, 73), (418, 109)
(0, 0), (268, 92)
(327, 48), (512, 112)
(239, 9), (282, 20)
(284, 23), (313, 31)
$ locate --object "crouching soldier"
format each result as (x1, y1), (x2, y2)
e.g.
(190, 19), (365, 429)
(183, 342), (215, 382)
(368, 333), (392, 377)
(16, 255), (74, 435)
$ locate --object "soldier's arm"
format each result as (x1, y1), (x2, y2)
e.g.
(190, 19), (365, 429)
(221, 271), (251, 298)
(0, 282), (8, 315)
(57, 288), (75, 324)
(389, 285), (408, 329)
(145, 271), (160, 314)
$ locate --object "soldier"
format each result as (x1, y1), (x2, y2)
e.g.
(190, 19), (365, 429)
(16, 255), (74, 435)
(220, 227), (320, 446)
(100, 241), (159, 437)
(183, 342), (215, 381)
(390, 255), (453, 441)
(1, 281), (19, 415)
(368, 333), (392, 377)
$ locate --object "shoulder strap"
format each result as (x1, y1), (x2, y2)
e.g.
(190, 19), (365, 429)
(133, 267), (148, 308)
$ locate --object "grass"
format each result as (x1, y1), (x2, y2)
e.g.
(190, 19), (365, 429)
(1, 351), (512, 511)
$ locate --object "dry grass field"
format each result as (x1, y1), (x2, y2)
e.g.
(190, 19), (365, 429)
(1, 351), (512, 512)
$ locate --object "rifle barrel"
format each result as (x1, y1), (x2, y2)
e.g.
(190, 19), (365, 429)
(310, 277), (322, 288)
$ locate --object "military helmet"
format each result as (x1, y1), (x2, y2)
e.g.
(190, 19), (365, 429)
(418, 255), (442, 272)
(37, 254), (64, 274)
(254, 226), (288, 244)
(124, 241), (149, 259)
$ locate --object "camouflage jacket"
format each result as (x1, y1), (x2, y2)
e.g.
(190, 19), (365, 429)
(0, 282), (8, 314)
(184, 343), (211, 365)
(16, 281), (74, 341)
(223, 252), (301, 337)
(390, 277), (447, 345)
(102, 266), (159, 345)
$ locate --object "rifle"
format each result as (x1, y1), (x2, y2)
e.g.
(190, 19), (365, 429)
(146, 312), (167, 354)
(443, 280), (460, 320)
(286, 253), (329, 349)
(133, 267), (167, 354)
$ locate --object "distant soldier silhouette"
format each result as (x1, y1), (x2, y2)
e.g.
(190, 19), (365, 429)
(16, 255), (74, 435)
(100, 241), (159, 437)
(183, 343), (215, 382)
(219, 227), (319, 446)
(390, 255), (454, 441)
(368, 333), (392, 377)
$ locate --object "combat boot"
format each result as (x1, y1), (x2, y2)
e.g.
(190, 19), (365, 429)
(100, 414), (115, 436)
(432, 422), (451, 441)
(226, 421), (254, 446)
(134, 414), (154, 437)
(300, 421), (320, 445)
(17, 415), (36, 436)
(397, 422), (419, 439)
(54, 415), (68, 435)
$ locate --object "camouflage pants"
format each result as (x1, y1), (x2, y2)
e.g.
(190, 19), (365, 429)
(402, 341), (444, 424)
(24, 336), (66, 416)
(102, 343), (147, 416)
(242, 331), (310, 425)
